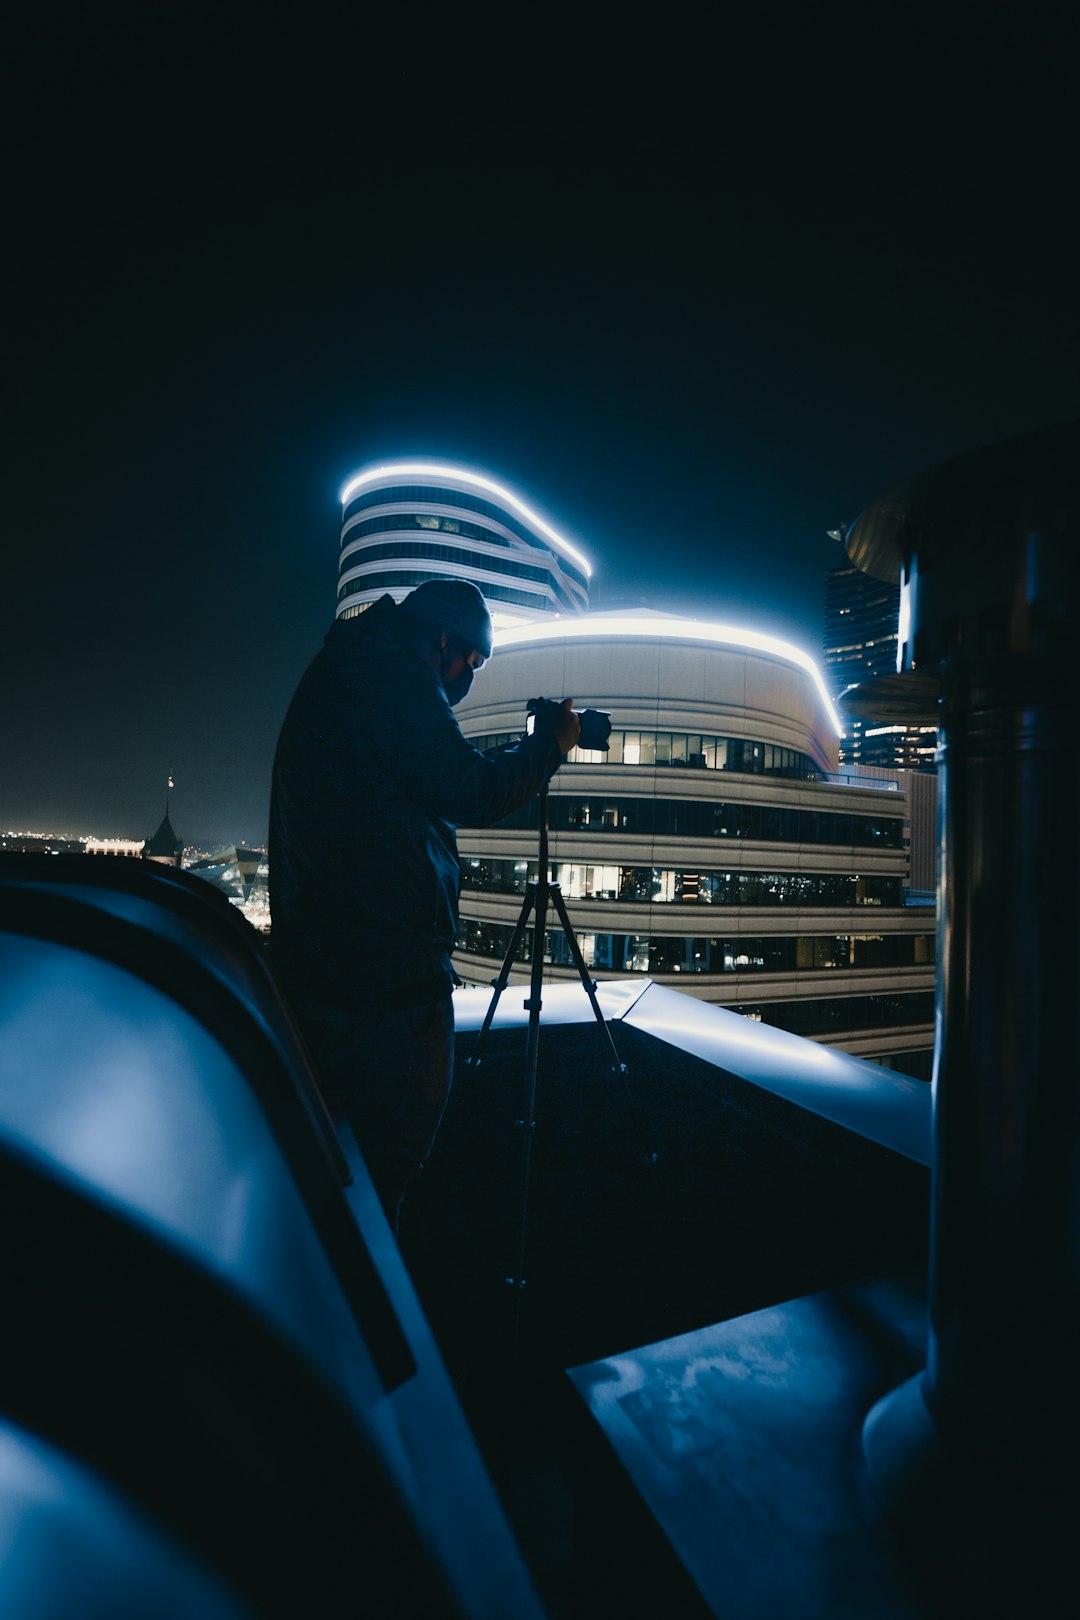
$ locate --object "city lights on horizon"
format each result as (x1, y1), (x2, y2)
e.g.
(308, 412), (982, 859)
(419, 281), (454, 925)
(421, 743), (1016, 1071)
(3, 826), (115, 843)
(2, 828), (262, 856)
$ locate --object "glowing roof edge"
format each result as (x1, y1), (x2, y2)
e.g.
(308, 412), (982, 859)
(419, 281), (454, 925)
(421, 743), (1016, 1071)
(339, 462), (592, 577)
(492, 613), (844, 738)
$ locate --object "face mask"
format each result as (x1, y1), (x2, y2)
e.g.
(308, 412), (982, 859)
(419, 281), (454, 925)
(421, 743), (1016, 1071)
(441, 653), (474, 708)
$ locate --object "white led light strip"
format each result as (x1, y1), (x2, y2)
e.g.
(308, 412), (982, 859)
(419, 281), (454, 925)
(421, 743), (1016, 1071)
(339, 462), (592, 578)
(492, 613), (844, 738)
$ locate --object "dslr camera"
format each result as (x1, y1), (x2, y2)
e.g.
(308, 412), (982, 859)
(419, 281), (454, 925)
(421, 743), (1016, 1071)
(527, 696), (612, 752)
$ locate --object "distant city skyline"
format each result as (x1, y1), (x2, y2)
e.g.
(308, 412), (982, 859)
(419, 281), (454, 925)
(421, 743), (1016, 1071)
(1, 826), (263, 853)
(1, 827), (271, 936)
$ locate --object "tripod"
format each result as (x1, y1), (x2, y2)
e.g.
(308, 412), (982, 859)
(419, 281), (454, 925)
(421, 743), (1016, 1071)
(466, 782), (628, 1348)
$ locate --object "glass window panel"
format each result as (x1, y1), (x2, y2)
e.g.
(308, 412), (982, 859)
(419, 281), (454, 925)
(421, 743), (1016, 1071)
(618, 868), (640, 900)
(653, 869), (676, 902)
(599, 866), (619, 897)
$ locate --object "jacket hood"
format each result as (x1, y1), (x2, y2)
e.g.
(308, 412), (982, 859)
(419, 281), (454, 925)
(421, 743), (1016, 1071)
(325, 594), (402, 649)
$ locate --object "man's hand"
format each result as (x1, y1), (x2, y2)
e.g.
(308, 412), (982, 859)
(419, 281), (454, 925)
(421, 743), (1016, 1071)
(551, 697), (581, 755)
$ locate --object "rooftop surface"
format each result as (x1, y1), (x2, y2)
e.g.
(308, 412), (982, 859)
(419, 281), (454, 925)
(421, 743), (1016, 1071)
(400, 993), (930, 1615)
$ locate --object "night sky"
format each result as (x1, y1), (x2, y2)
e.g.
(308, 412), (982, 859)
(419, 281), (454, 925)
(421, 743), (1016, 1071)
(5, 10), (1077, 845)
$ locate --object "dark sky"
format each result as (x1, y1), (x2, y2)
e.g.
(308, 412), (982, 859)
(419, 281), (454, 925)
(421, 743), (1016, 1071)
(5, 9), (1077, 844)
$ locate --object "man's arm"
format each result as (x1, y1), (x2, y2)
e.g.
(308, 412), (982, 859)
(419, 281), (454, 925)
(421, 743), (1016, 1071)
(456, 703), (583, 827)
(385, 674), (579, 827)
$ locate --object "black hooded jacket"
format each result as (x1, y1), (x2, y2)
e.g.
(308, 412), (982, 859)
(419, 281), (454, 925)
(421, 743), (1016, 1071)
(268, 595), (561, 1015)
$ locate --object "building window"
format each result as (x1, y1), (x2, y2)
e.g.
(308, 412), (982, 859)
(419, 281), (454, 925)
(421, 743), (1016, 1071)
(473, 729), (819, 782)
(485, 793), (904, 851)
(460, 858), (907, 908)
(456, 919), (934, 1005)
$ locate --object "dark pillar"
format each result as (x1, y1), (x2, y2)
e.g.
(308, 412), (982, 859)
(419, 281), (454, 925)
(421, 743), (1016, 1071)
(841, 422), (1080, 1603)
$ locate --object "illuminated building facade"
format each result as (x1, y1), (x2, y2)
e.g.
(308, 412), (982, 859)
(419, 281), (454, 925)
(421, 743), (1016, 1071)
(84, 837), (144, 858)
(456, 614), (935, 1072)
(336, 463), (591, 627)
(823, 542), (936, 769)
(186, 845), (270, 933)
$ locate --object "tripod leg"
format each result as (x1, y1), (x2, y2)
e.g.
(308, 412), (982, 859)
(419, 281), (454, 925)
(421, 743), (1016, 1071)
(548, 884), (628, 1076)
(509, 877), (549, 1351)
(547, 888), (658, 1180)
(466, 884), (535, 1068)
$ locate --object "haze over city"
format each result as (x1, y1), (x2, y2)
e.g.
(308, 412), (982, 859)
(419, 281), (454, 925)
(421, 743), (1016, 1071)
(6, 11), (1077, 844)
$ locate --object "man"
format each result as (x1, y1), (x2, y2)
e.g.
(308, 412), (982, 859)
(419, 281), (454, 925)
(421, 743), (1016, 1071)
(269, 579), (579, 1232)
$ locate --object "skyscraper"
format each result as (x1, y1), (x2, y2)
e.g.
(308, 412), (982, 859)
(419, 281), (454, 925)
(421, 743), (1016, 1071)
(823, 541), (936, 769)
(336, 463), (591, 626)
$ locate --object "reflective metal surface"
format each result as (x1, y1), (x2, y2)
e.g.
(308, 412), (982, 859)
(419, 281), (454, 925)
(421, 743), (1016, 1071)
(0, 857), (547, 1620)
(846, 421), (1080, 1578)
(839, 420), (1080, 724)
(929, 667), (1080, 1462)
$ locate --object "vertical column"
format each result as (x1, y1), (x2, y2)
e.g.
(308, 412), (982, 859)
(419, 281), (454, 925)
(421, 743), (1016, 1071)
(930, 662), (1079, 1466)
(849, 424), (1080, 1599)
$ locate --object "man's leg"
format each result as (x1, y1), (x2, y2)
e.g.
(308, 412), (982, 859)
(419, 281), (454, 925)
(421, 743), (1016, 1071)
(366, 997), (455, 1234)
(310, 997), (454, 1236)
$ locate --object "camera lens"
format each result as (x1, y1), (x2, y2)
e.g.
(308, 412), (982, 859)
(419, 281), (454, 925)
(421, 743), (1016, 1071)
(578, 709), (612, 752)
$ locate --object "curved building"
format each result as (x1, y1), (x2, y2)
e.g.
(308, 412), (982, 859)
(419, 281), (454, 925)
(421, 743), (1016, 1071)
(336, 463), (591, 626)
(455, 613), (935, 1072)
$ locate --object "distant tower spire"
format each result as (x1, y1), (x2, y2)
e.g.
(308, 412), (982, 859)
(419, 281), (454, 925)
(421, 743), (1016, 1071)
(145, 775), (183, 868)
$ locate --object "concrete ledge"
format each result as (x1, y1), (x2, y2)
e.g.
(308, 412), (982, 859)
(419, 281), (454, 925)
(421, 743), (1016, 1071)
(453, 979), (931, 1167)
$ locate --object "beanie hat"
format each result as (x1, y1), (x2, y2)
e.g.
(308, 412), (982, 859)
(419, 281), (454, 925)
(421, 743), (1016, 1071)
(398, 579), (494, 659)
